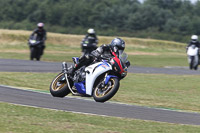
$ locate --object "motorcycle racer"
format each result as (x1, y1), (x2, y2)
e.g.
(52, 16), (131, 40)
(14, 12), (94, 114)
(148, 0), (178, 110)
(186, 35), (200, 50)
(68, 38), (128, 78)
(81, 28), (98, 54)
(29, 22), (47, 56)
(186, 35), (200, 63)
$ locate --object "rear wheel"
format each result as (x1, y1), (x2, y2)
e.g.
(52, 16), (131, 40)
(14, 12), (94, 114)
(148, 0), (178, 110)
(93, 77), (119, 102)
(50, 72), (72, 97)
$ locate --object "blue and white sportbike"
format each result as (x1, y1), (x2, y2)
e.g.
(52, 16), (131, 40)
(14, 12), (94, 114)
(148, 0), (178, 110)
(50, 52), (130, 102)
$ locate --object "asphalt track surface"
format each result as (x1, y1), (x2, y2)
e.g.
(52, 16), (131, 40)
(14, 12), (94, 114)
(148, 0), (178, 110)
(1, 58), (200, 125)
(1, 58), (200, 75)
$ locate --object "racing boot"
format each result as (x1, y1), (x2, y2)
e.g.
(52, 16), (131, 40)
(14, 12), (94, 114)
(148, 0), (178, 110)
(67, 62), (81, 81)
(68, 55), (91, 80)
(67, 66), (75, 80)
(67, 57), (79, 79)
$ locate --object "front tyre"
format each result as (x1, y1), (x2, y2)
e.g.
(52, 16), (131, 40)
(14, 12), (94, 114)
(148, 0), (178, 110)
(50, 72), (72, 97)
(93, 77), (119, 102)
(194, 64), (198, 70)
(30, 47), (36, 60)
(189, 56), (194, 70)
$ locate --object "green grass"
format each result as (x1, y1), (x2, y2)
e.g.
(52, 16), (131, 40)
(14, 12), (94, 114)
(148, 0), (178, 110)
(0, 29), (188, 67)
(129, 54), (187, 67)
(0, 72), (55, 91)
(1, 72), (200, 112)
(114, 73), (200, 112)
(1, 102), (200, 133)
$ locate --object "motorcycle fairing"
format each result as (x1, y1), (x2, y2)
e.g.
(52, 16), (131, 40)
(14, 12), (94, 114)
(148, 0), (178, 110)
(85, 61), (112, 95)
(74, 81), (86, 94)
(92, 60), (110, 73)
(74, 75), (117, 95)
(187, 45), (199, 56)
(187, 45), (199, 66)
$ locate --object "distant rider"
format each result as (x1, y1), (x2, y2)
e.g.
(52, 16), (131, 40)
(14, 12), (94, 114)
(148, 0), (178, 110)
(186, 35), (200, 50)
(186, 35), (200, 49)
(69, 38), (126, 78)
(30, 22), (47, 56)
(186, 35), (200, 63)
(81, 28), (98, 54)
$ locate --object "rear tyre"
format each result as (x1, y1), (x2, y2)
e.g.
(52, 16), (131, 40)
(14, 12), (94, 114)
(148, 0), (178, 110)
(50, 72), (72, 97)
(93, 77), (119, 102)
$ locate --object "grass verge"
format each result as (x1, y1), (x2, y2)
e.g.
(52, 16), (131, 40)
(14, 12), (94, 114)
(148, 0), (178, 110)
(1, 102), (200, 133)
(0, 29), (188, 67)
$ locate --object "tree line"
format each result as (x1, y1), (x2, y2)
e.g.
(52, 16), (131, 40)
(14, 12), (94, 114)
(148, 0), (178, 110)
(0, 0), (199, 42)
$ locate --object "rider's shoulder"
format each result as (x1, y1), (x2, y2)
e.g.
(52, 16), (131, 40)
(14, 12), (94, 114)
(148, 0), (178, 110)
(100, 44), (109, 47)
(32, 29), (38, 33)
(99, 44), (109, 50)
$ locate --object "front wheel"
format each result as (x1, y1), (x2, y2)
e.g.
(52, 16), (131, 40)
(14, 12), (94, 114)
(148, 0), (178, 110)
(50, 72), (72, 97)
(30, 47), (36, 60)
(189, 56), (194, 70)
(194, 66), (198, 70)
(93, 77), (119, 102)
(30, 47), (41, 61)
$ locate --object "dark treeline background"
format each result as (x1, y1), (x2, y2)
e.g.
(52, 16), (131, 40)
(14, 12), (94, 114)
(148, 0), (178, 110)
(0, 0), (199, 42)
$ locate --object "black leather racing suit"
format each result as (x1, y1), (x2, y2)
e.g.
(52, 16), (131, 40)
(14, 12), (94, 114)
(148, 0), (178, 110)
(187, 40), (200, 49)
(30, 28), (47, 55)
(81, 34), (98, 54)
(70, 44), (112, 75)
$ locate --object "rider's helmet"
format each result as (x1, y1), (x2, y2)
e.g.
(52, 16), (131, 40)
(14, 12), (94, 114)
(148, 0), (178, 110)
(191, 35), (198, 43)
(87, 28), (95, 35)
(37, 22), (44, 29)
(110, 38), (125, 56)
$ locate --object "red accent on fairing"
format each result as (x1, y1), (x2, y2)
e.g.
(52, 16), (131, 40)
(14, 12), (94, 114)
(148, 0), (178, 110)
(112, 52), (124, 74)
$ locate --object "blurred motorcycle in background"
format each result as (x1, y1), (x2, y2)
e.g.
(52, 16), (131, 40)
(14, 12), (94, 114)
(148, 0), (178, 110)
(187, 45), (199, 70)
(28, 35), (42, 61)
(81, 37), (97, 55)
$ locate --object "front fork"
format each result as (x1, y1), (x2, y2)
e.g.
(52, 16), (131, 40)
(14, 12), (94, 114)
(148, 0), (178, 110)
(99, 73), (117, 88)
(62, 62), (77, 95)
